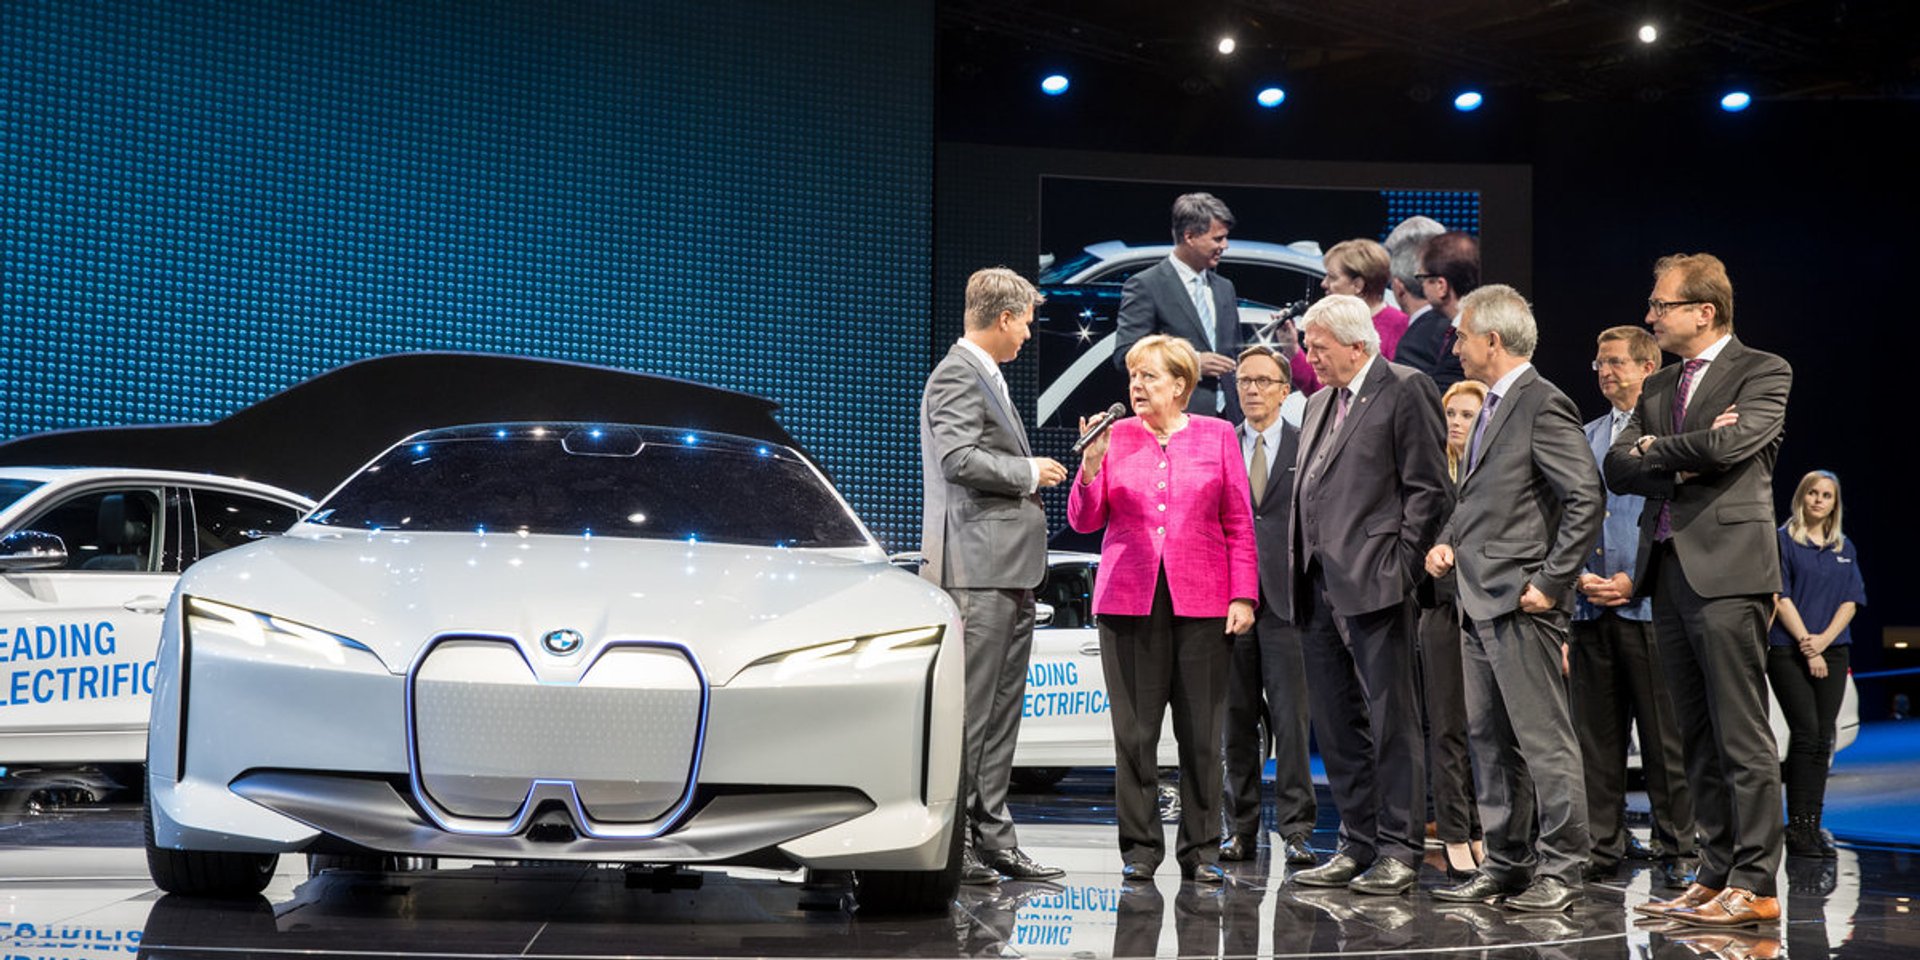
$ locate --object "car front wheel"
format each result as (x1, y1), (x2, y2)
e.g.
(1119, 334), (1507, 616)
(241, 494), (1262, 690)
(145, 785), (278, 898)
(853, 807), (963, 916)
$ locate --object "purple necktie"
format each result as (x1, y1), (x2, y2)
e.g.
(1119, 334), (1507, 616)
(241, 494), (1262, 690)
(1653, 358), (1708, 541)
(1466, 392), (1500, 474)
(1332, 387), (1352, 432)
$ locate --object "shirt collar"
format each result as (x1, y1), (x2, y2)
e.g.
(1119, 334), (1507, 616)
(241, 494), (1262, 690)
(1343, 353), (1380, 399)
(1242, 417), (1284, 452)
(1487, 361), (1532, 401)
(1693, 333), (1733, 364)
(955, 337), (1001, 379)
(1169, 254), (1204, 286)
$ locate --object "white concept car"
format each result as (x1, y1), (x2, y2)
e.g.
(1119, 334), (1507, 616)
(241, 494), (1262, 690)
(144, 424), (965, 913)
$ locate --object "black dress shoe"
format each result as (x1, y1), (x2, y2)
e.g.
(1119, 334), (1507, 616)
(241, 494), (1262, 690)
(1348, 857), (1418, 896)
(985, 847), (1065, 881)
(1506, 876), (1581, 913)
(1183, 863), (1227, 885)
(1283, 833), (1318, 866)
(1288, 853), (1361, 887)
(1659, 859), (1697, 891)
(1122, 861), (1157, 882)
(1219, 835), (1254, 861)
(1623, 835), (1659, 861)
(959, 845), (1000, 886)
(1433, 872), (1513, 903)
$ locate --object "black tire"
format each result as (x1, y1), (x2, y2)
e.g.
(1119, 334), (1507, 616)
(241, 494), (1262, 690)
(145, 782), (278, 899)
(307, 853), (439, 874)
(1010, 766), (1069, 792)
(854, 808), (963, 916)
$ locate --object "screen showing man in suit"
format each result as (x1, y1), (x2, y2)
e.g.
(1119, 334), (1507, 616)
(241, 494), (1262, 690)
(919, 266), (1070, 885)
(1605, 252), (1793, 929)
(1112, 193), (1244, 419)
(1425, 285), (1602, 914)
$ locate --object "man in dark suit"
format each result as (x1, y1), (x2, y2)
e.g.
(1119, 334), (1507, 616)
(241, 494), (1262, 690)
(1425, 285), (1602, 913)
(1396, 231), (1476, 390)
(1606, 253), (1791, 928)
(1286, 294), (1451, 896)
(920, 266), (1070, 884)
(1112, 192), (1242, 420)
(1219, 345), (1317, 869)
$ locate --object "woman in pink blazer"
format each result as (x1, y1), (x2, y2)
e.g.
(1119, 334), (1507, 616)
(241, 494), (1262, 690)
(1067, 333), (1258, 884)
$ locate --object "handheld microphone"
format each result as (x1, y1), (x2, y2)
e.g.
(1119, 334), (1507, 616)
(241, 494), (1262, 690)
(1071, 403), (1129, 455)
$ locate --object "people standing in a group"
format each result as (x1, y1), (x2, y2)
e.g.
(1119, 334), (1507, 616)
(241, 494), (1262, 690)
(1426, 285), (1601, 913)
(1418, 378), (1488, 881)
(1113, 193), (1244, 420)
(1769, 470), (1866, 860)
(1219, 346), (1319, 870)
(919, 267), (1070, 885)
(1570, 326), (1699, 890)
(1397, 231), (1476, 389)
(1607, 252), (1792, 928)
(1320, 239), (1409, 362)
(1069, 334), (1258, 885)
(1286, 294), (1450, 896)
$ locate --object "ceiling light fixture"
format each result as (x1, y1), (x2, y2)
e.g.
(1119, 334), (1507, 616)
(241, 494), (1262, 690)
(1217, 37), (1237, 55)
(1256, 86), (1286, 108)
(1040, 74), (1070, 96)
(1720, 90), (1752, 112)
(1453, 90), (1484, 112)
(1638, 24), (1659, 44)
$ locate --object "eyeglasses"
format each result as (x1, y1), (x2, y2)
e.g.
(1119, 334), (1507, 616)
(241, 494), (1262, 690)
(1590, 357), (1636, 370)
(1415, 273), (1442, 283)
(1646, 298), (1705, 317)
(1236, 376), (1287, 391)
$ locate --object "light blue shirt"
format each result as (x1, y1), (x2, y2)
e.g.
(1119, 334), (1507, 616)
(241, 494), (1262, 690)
(1575, 405), (1652, 622)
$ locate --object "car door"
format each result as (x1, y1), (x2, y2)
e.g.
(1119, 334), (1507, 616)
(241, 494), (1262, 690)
(0, 485), (180, 762)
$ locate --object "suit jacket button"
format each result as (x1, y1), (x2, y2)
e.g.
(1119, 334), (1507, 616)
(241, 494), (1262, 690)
(1157, 503), (1166, 512)
(1158, 462), (1167, 469)
(1156, 527), (1165, 536)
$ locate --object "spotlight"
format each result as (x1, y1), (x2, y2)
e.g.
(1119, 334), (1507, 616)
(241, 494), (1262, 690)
(1255, 86), (1286, 108)
(1453, 90), (1484, 112)
(1040, 74), (1070, 96)
(1720, 90), (1752, 112)
(1217, 37), (1237, 55)
(1638, 24), (1658, 44)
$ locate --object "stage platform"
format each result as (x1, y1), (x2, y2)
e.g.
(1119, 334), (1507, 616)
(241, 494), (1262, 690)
(5, 724), (1920, 959)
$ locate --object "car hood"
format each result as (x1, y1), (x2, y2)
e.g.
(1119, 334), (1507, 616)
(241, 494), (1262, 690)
(177, 531), (956, 684)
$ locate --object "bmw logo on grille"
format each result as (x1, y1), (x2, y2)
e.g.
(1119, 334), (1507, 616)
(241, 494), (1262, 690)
(542, 629), (585, 656)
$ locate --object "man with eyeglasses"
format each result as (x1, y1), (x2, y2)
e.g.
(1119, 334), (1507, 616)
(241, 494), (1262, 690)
(1396, 232), (1476, 389)
(1605, 253), (1792, 929)
(1219, 345), (1318, 870)
(1569, 326), (1699, 891)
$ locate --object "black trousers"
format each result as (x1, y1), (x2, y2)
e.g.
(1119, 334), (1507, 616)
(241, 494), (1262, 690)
(1222, 604), (1317, 841)
(1767, 643), (1851, 821)
(1298, 564), (1427, 867)
(1099, 567), (1232, 870)
(1570, 612), (1697, 866)
(1416, 600), (1480, 845)
(1650, 542), (1783, 895)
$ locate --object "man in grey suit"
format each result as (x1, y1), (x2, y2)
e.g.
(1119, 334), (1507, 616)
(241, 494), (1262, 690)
(1286, 294), (1451, 896)
(1425, 285), (1603, 913)
(1606, 253), (1791, 928)
(1219, 345), (1318, 868)
(1112, 192), (1242, 420)
(920, 266), (1070, 884)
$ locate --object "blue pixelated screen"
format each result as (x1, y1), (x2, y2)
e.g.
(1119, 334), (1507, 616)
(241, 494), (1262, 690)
(1, 1), (932, 548)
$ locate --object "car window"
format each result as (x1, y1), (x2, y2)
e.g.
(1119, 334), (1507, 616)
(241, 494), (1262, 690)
(190, 489), (305, 559)
(18, 488), (165, 572)
(0, 479), (44, 513)
(1037, 561), (1096, 630)
(1221, 262), (1323, 308)
(307, 431), (870, 549)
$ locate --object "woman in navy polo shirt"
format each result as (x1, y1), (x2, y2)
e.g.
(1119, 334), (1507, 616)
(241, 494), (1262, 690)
(1768, 470), (1867, 859)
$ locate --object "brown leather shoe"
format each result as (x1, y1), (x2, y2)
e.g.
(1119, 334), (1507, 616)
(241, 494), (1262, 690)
(1633, 882), (1722, 917)
(1667, 887), (1781, 927)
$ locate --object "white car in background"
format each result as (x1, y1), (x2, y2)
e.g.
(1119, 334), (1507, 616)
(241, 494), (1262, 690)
(145, 423), (964, 913)
(0, 467), (312, 766)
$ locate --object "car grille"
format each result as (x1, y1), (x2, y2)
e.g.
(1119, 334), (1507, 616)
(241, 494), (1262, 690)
(411, 638), (703, 825)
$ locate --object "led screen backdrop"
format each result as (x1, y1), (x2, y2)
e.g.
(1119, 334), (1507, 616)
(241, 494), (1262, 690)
(1, 1), (932, 547)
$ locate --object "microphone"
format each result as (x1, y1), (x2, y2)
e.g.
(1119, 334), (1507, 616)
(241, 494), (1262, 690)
(1071, 403), (1129, 455)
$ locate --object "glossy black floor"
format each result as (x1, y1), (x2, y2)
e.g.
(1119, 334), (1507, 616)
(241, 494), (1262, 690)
(3, 762), (1918, 959)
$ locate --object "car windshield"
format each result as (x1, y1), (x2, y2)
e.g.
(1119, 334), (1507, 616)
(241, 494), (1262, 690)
(1038, 251), (1102, 285)
(0, 479), (46, 514)
(306, 430), (870, 548)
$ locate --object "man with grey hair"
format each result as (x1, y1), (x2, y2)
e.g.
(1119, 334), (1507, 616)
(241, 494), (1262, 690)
(1113, 192), (1242, 419)
(1286, 293), (1450, 896)
(1426, 284), (1602, 912)
(921, 266), (1070, 884)
(1384, 215), (1444, 327)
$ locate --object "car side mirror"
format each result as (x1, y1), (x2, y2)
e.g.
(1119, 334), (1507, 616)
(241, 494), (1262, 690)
(0, 530), (69, 572)
(1034, 601), (1055, 628)
(888, 552), (928, 573)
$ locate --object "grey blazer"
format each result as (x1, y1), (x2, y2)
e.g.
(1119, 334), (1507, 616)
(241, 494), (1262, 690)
(1438, 367), (1603, 624)
(1287, 358), (1451, 618)
(919, 342), (1048, 590)
(1604, 336), (1791, 599)
(1112, 258), (1240, 419)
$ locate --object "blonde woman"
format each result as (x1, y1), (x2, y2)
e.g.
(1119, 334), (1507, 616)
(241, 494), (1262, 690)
(1768, 471), (1866, 859)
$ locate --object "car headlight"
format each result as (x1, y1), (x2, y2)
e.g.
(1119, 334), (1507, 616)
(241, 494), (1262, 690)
(184, 597), (372, 666)
(746, 625), (944, 681)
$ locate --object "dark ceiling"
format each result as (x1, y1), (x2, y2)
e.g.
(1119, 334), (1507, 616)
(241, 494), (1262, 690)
(939, 0), (1918, 108)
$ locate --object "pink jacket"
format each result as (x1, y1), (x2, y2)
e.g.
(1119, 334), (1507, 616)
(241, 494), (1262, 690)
(1067, 415), (1258, 618)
